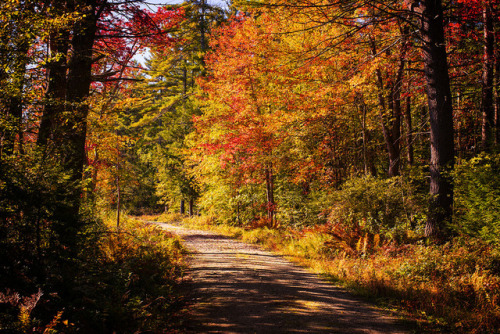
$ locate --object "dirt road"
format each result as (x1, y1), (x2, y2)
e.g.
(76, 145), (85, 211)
(157, 222), (410, 334)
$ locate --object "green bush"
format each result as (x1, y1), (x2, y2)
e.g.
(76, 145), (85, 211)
(198, 180), (264, 225)
(275, 180), (328, 227)
(328, 175), (426, 240)
(453, 153), (500, 244)
(0, 150), (84, 292)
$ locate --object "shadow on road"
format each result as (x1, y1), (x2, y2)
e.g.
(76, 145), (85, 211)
(158, 223), (410, 334)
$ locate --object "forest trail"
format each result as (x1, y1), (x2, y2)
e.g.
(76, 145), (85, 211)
(157, 222), (410, 334)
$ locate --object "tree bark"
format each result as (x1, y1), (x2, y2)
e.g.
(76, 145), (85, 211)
(410, 0), (455, 240)
(116, 170), (121, 231)
(370, 36), (402, 177)
(481, 0), (494, 150)
(54, 1), (100, 249)
(388, 52), (404, 176)
(265, 166), (275, 226)
(189, 198), (194, 217)
(405, 96), (414, 165)
(180, 199), (185, 214)
(38, 29), (70, 147)
(65, 3), (98, 184)
(361, 100), (368, 175)
(494, 15), (500, 145)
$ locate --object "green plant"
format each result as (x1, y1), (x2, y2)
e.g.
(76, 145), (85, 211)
(453, 153), (500, 244)
(327, 175), (425, 240)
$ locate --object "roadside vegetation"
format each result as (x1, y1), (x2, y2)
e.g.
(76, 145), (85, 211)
(0, 213), (186, 333)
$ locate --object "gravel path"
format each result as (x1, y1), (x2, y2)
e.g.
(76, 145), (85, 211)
(157, 222), (410, 334)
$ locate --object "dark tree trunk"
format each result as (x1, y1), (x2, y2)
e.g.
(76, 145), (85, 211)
(53, 1), (100, 249)
(65, 4), (98, 184)
(411, 0), (455, 240)
(358, 96), (376, 175)
(481, 0), (495, 150)
(360, 99), (369, 174)
(496, 43), (500, 145)
(189, 198), (194, 217)
(371, 36), (403, 177)
(265, 166), (275, 226)
(38, 29), (70, 147)
(388, 53), (404, 176)
(116, 170), (121, 231)
(180, 199), (185, 214)
(198, 0), (208, 73)
(405, 96), (414, 165)
(493, 15), (500, 145)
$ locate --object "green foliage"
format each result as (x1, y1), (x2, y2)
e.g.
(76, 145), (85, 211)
(275, 180), (328, 227)
(453, 153), (500, 243)
(328, 175), (426, 240)
(121, 0), (228, 214)
(198, 179), (264, 225)
(0, 149), (83, 291)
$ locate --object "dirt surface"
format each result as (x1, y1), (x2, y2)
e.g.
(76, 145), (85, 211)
(157, 222), (410, 334)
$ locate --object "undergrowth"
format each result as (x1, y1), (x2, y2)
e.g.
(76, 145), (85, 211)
(155, 213), (500, 333)
(0, 215), (186, 333)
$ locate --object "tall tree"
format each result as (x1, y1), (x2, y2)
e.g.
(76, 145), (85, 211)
(0, 0), (40, 157)
(405, 0), (455, 239)
(480, 0), (495, 150)
(243, 0), (456, 239)
(123, 0), (225, 214)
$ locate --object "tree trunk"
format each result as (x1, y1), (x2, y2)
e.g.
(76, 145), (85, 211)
(116, 131), (121, 230)
(481, 0), (494, 150)
(65, 4), (98, 184)
(265, 166), (275, 226)
(180, 199), (185, 214)
(116, 171), (121, 231)
(370, 36), (403, 177)
(189, 198), (194, 217)
(199, 0), (208, 73)
(38, 29), (70, 147)
(55, 1), (99, 249)
(405, 96), (414, 165)
(388, 63), (403, 176)
(494, 18), (500, 145)
(361, 100), (368, 174)
(411, 0), (455, 240)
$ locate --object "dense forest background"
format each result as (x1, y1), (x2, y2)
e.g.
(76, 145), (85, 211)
(1, 0), (500, 332)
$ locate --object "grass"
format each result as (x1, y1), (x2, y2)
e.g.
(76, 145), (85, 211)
(152, 213), (500, 333)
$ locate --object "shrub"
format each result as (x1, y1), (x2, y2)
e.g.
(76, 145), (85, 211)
(453, 153), (500, 244)
(327, 175), (426, 241)
(0, 216), (186, 333)
(198, 181), (264, 226)
(275, 180), (328, 227)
